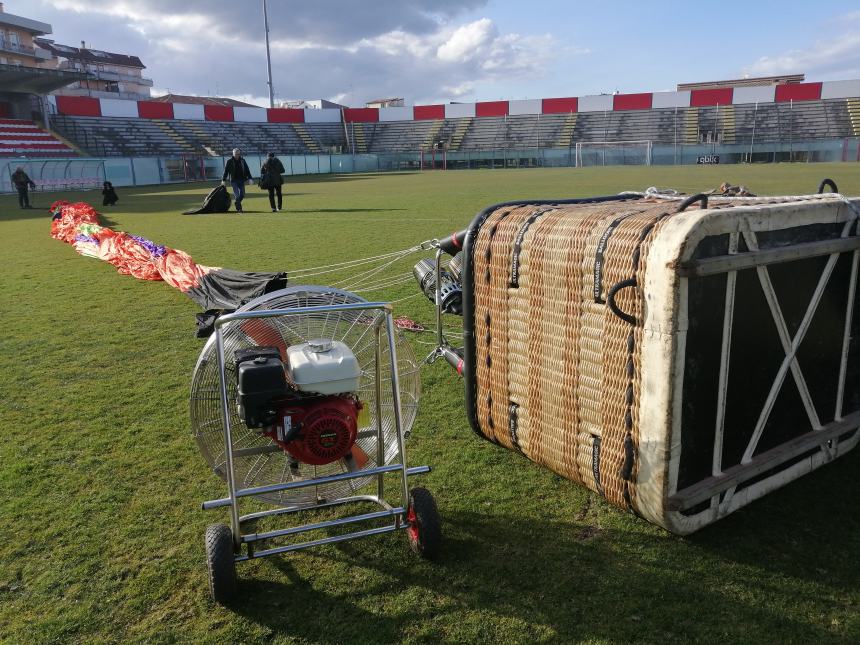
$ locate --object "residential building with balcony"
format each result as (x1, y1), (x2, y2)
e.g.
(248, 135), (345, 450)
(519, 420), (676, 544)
(0, 3), (87, 120)
(0, 2), (52, 67)
(35, 38), (153, 100)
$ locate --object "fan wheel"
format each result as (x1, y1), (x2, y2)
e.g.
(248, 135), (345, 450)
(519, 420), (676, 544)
(406, 487), (441, 559)
(205, 524), (237, 604)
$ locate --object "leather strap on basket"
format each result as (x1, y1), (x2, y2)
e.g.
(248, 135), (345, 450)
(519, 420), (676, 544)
(593, 214), (633, 303)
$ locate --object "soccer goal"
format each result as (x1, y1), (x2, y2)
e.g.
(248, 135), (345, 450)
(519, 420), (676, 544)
(575, 140), (652, 167)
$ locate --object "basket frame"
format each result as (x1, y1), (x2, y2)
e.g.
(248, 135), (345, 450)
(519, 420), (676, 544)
(456, 191), (860, 534)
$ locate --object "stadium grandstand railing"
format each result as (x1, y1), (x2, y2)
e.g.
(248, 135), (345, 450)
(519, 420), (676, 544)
(4, 80), (860, 192)
(42, 80), (860, 160)
(47, 103), (860, 157)
(0, 118), (76, 157)
(4, 134), (858, 194)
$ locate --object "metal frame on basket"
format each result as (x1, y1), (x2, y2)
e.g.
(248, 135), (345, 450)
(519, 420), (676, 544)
(668, 213), (860, 517)
(201, 301), (430, 562)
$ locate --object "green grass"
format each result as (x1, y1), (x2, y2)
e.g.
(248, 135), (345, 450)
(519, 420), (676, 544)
(1, 164), (859, 644)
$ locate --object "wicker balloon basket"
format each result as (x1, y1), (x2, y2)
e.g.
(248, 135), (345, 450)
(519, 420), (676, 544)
(454, 187), (860, 534)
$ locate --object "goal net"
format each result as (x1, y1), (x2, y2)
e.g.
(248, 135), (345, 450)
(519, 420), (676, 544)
(575, 140), (652, 167)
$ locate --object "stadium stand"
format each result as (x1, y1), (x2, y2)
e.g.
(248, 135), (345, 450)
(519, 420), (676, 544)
(293, 123), (323, 152)
(36, 79), (860, 159)
(364, 119), (438, 152)
(49, 98), (859, 157)
(0, 118), (76, 156)
(448, 119), (472, 151)
(50, 115), (348, 156)
(848, 99), (860, 136)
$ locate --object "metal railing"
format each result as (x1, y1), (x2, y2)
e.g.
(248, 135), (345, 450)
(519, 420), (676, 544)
(0, 40), (37, 57)
(3, 137), (859, 194)
(56, 62), (154, 87)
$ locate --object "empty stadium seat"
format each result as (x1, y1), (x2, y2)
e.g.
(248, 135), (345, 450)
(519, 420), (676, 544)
(51, 115), (349, 157)
(0, 118), (77, 157)
(46, 98), (860, 159)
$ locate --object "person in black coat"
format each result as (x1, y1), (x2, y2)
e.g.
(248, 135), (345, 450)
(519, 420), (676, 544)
(260, 152), (285, 212)
(221, 148), (253, 213)
(11, 166), (35, 209)
(102, 181), (119, 206)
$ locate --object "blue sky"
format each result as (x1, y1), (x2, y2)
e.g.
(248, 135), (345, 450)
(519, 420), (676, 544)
(469, 0), (860, 98)
(15, 1), (860, 106)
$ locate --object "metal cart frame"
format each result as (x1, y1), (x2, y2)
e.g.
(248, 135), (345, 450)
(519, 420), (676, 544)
(202, 301), (432, 567)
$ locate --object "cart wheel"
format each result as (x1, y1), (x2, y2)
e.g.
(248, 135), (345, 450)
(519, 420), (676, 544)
(205, 524), (237, 604)
(406, 487), (441, 559)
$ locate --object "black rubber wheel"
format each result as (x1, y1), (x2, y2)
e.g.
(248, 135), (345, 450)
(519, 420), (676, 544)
(406, 487), (441, 559)
(205, 524), (237, 604)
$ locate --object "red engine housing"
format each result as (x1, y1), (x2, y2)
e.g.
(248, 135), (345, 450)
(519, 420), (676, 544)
(265, 396), (361, 466)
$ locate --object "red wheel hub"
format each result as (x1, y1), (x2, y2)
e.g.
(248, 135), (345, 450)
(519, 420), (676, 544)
(406, 505), (419, 543)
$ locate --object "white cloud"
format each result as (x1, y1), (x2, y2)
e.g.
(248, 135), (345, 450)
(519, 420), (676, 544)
(442, 81), (474, 98)
(481, 33), (554, 75)
(436, 18), (496, 63)
(743, 13), (860, 79)
(23, 0), (573, 105)
(357, 31), (435, 58)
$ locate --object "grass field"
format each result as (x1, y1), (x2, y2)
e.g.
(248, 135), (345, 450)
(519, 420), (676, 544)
(1, 164), (859, 644)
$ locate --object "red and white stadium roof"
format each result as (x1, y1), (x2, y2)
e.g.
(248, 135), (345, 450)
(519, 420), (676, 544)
(50, 79), (860, 124)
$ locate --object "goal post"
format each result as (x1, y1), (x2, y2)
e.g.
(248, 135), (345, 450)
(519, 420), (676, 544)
(575, 140), (652, 167)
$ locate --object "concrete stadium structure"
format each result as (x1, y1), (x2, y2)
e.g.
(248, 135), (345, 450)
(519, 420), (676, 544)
(40, 80), (860, 160)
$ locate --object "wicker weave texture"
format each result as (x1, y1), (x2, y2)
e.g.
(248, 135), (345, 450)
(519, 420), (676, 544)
(472, 201), (672, 512)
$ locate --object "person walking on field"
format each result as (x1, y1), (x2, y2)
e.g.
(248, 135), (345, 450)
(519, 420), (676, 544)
(260, 152), (285, 212)
(11, 166), (36, 209)
(221, 148), (253, 213)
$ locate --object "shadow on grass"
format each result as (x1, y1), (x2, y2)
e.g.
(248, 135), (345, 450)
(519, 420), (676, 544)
(0, 201), (121, 229)
(180, 207), (403, 216)
(688, 445), (860, 587)
(0, 204), (55, 221)
(229, 510), (852, 642)
(282, 208), (407, 214)
(225, 448), (860, 643)
(289, 172), (419, 184)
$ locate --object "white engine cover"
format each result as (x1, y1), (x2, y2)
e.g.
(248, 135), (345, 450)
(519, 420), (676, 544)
(286, 339), (360, 395)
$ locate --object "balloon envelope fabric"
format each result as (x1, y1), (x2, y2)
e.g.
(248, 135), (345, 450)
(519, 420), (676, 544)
(49, 200), (287, 311)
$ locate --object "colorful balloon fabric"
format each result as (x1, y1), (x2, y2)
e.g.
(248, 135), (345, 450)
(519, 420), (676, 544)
(50, 201), (287, 311)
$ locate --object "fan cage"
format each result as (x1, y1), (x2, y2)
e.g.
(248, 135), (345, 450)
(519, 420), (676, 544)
(190, 286), (421, 507)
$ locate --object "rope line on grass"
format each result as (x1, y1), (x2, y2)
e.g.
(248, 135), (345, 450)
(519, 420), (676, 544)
(288, 245), (423, 279)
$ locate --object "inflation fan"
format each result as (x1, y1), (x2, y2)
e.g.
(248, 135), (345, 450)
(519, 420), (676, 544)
(190, 286), (440, 603)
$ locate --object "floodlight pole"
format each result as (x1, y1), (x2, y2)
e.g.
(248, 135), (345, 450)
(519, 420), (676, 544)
(263, 0), (275, 108)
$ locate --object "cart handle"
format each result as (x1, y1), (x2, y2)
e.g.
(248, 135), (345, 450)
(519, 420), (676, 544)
(215, 301), (392, 328)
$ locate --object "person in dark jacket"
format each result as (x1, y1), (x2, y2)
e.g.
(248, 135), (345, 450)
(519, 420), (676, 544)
(102, 181), (119, 207)
(221, 148), (253, 213)
(260, 152), (285, 212)
(11, 166), (35, 209)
